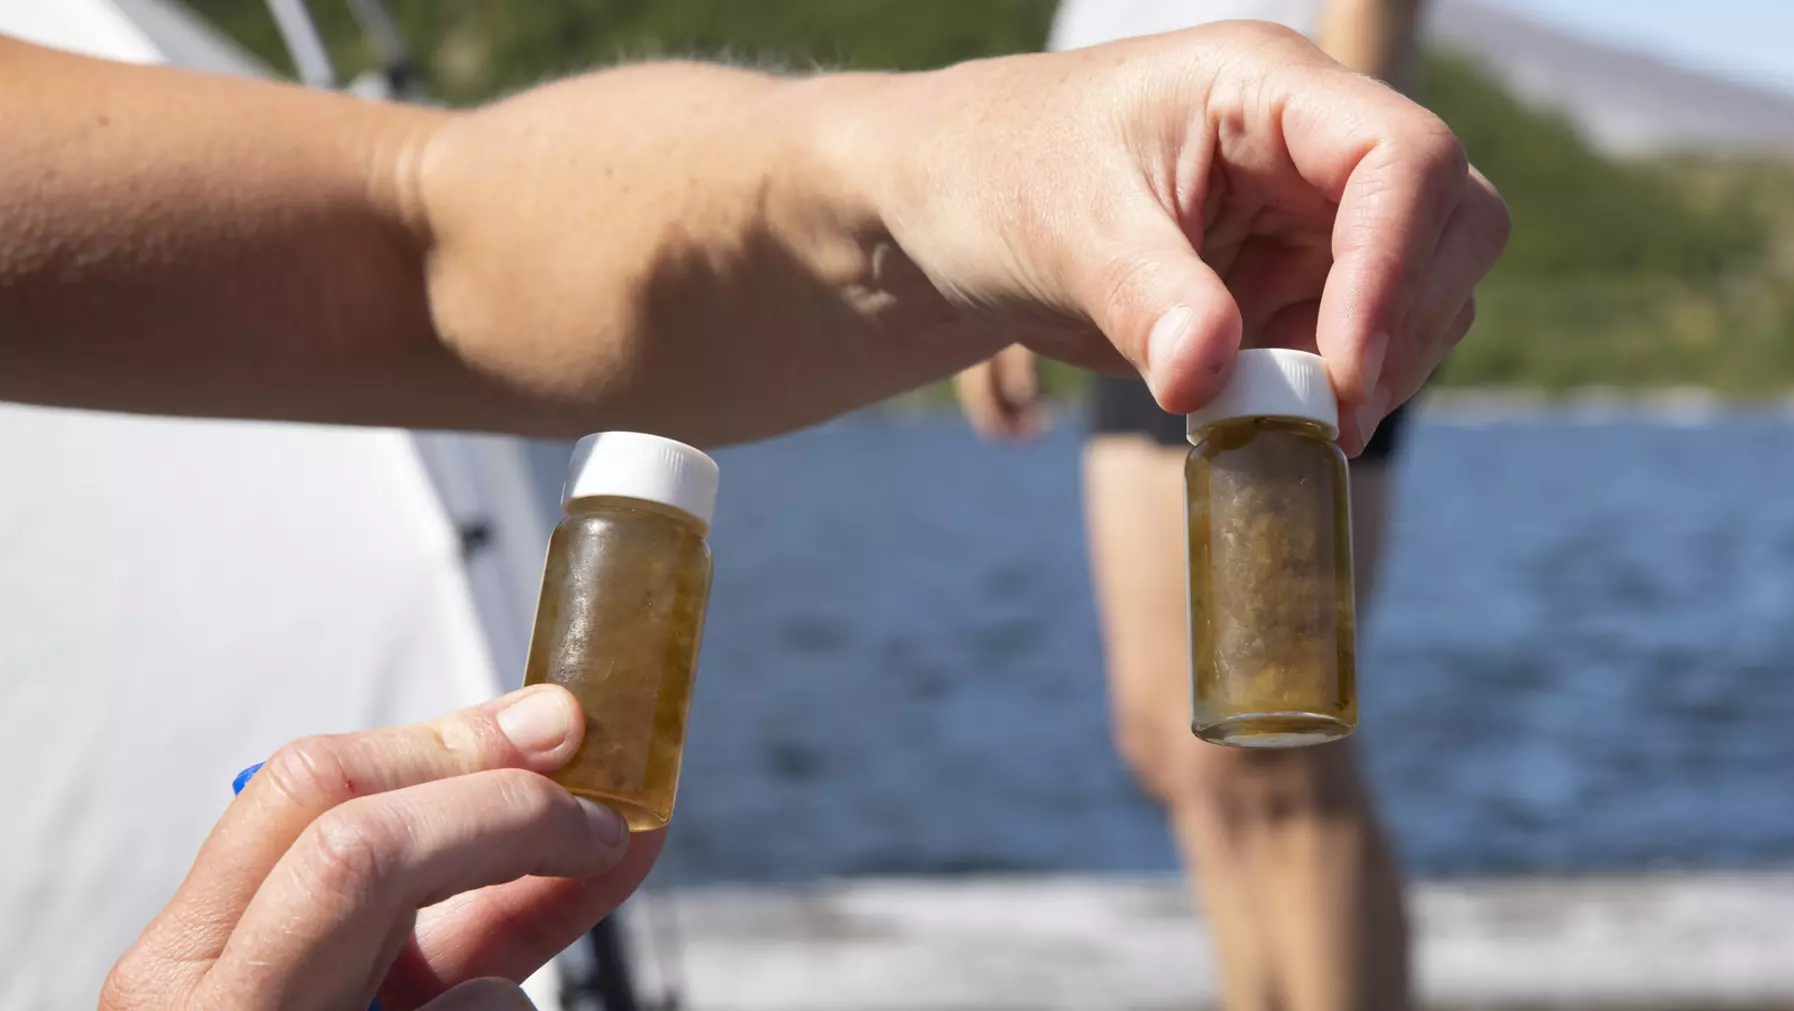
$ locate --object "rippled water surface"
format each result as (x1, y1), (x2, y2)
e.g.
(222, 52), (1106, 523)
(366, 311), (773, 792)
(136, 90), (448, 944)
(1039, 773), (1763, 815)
(540, 411), (1794, 882)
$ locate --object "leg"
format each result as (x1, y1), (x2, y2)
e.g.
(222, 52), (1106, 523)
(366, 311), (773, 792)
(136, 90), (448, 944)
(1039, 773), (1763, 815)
(1083, 436), (1409, 1011)
(1272, 459), (1408, 1011)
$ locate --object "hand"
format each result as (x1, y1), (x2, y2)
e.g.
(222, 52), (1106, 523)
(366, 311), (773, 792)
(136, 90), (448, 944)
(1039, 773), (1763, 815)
(954, 344), (1046, 442)
(844, 21), (1508, 452)
(419, 28), (1503, 450)
(100, 686), (660, 1011)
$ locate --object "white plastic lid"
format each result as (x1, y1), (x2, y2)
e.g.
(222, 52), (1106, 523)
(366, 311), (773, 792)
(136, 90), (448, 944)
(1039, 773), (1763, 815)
(564, 432), (720, 527)
(1185, 349), (1339, 442)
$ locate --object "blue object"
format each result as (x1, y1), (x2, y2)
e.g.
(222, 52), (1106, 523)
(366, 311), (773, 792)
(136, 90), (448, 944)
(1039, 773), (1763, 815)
(230, 762), (264, 796)
(232, 762), (381, 1011)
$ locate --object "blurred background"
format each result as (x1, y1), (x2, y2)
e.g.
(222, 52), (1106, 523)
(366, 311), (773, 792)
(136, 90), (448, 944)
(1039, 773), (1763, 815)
(6, 1), (1794, 1009)
(193, 0), (1794, 866)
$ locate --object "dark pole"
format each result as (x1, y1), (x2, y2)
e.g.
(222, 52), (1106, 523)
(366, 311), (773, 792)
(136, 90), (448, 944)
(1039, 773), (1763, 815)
(560, 916), (642, 1011)
(590, 917), (643, 1011)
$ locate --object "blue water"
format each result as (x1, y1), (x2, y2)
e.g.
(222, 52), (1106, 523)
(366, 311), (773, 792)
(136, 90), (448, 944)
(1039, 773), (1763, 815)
(540, 411), (1794, 882)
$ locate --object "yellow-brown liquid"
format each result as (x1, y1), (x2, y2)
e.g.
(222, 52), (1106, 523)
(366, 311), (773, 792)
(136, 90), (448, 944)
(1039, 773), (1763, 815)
(1186, 417), (1356, 747)
(523, 496), (712, 830)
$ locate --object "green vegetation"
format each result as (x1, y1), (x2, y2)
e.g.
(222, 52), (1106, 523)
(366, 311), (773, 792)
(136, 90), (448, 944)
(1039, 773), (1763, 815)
(183, 0), (1056, 98)
(188, 1), (1794, 395)
(1421, 56), (1794, 394)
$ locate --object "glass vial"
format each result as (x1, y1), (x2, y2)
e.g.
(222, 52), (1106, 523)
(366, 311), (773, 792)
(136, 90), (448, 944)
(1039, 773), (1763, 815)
(1185, 349), (1355, 748)
(524, 432), (718, 831)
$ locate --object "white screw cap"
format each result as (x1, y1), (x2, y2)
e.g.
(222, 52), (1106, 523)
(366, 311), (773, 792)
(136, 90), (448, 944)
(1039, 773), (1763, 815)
(564, 432), (720, 527)
(1185, 349), (1339, 441)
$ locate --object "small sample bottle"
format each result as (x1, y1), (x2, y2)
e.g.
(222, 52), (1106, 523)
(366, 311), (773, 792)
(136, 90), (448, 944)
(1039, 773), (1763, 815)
(1185, 349), (1356, 748)
(524, 432), (718, 830)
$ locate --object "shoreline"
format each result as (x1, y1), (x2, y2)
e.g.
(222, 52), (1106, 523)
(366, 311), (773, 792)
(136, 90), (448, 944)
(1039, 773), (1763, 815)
(1413, 385), (1794, 424)
(880, 385), (1794, 425)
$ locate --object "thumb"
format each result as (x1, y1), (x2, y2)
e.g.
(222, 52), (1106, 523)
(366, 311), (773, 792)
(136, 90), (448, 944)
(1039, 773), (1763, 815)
(1077, 211), (1242, 414)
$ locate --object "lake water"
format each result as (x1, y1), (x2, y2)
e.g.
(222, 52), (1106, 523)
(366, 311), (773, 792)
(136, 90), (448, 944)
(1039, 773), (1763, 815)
(538, 410), (1794, 883)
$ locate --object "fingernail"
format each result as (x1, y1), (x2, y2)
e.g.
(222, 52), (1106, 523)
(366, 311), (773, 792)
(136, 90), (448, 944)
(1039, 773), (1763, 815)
(1147, 305), (1195, 378)
(578, 797), (629, 847)
(1360, 331), (1390, 400)
(1355, 387), (1392, 447)
(497, 687), (575, 755)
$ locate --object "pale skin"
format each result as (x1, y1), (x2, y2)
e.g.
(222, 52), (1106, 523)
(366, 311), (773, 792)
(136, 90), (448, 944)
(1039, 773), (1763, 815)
(958, 4), (1427, 1010)
(0, 19), (1503, 1009)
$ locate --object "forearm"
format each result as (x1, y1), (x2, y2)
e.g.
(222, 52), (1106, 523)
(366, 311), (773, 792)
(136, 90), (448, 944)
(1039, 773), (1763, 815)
(0, 39), (958, 442)
(0, 38), (453, 426)
(1316, 0), (1422, 90)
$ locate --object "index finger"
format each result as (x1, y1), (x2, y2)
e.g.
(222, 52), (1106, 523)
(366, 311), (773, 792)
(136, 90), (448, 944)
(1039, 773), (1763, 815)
(198, 767), (627, 1011)
(1278, 68), (1472, 405)
(381, 829), (668, 1006)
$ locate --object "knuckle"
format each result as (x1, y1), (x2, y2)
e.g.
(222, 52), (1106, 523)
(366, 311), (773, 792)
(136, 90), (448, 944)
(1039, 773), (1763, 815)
(1384, 116), (1468, 197)
(98, 952), (164, 1011)
(262, 734), (357, 809)
(1427, 297), (1477, 355)
(434, 701), (512, 757)
(296, 804), (399, 895)
(1113, 700), (1170, 753)
(487, 767), (561, 820)
(1212, 18), (1308, 53)
(1111, 700), (1185, 798)
(1414, 116), (1469, 175)
(1096, 254), (1164, 340)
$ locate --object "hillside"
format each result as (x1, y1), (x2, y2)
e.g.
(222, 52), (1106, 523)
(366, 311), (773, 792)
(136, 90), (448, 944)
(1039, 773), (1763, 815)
(1430, 0), (1794, 157)
(181, 0), (1794, 395)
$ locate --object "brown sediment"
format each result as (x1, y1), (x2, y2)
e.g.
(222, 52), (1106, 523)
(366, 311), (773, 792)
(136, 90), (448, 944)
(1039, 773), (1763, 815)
(524, 496), (712, 830)
(1187, 417), (1355, 747)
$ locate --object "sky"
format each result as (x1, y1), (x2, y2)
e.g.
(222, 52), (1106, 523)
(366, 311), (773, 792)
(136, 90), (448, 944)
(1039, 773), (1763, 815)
(1485, 0), (1794, 96)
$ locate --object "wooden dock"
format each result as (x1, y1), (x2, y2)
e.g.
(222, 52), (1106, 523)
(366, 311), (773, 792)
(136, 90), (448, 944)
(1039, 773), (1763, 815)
(616, 872), (1794, 1010)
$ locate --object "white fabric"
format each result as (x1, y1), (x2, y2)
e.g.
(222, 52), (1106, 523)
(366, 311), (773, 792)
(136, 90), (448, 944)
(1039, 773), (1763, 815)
(0, 409), (496, 1009)
(1050, 0), (1323, 50)
(0, 4), (561, 1008)
(0, 0), (162, 62)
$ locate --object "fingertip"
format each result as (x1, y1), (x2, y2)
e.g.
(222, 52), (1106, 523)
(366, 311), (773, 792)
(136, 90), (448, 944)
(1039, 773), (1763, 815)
(629, 825), (669, 858)
(495, 685), (584, 766)
(532, 683), (581, 710)
(574, 798), (629, 867)
(1341, 387), (1391, 457)
(1352, 331), (1390, 404)
(1337, 399), (1368, 457)
(1145, 300), (1240, 414)
(1146, 305), (1196, 374)
(585, 824), (665, 906)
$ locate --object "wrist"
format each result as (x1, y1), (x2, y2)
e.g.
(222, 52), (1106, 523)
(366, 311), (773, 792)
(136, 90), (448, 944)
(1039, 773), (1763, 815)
(363, 102), (453, 263)
(770, 70), (962, 337)
(385, 61), (997, 441)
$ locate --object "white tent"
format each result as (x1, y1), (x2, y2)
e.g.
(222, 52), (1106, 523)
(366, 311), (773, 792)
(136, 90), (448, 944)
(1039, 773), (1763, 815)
(0, 2), (564, 1006)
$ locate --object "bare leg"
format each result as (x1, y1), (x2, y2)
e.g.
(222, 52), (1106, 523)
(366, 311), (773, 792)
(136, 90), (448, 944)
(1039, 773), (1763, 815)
(1083, 436), (1410, 1011)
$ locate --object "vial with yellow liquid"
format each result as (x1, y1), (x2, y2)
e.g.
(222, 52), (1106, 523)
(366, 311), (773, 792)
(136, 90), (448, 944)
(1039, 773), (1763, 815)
(524, 432), (718, 830)
(1185, 349), (1356, 748)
